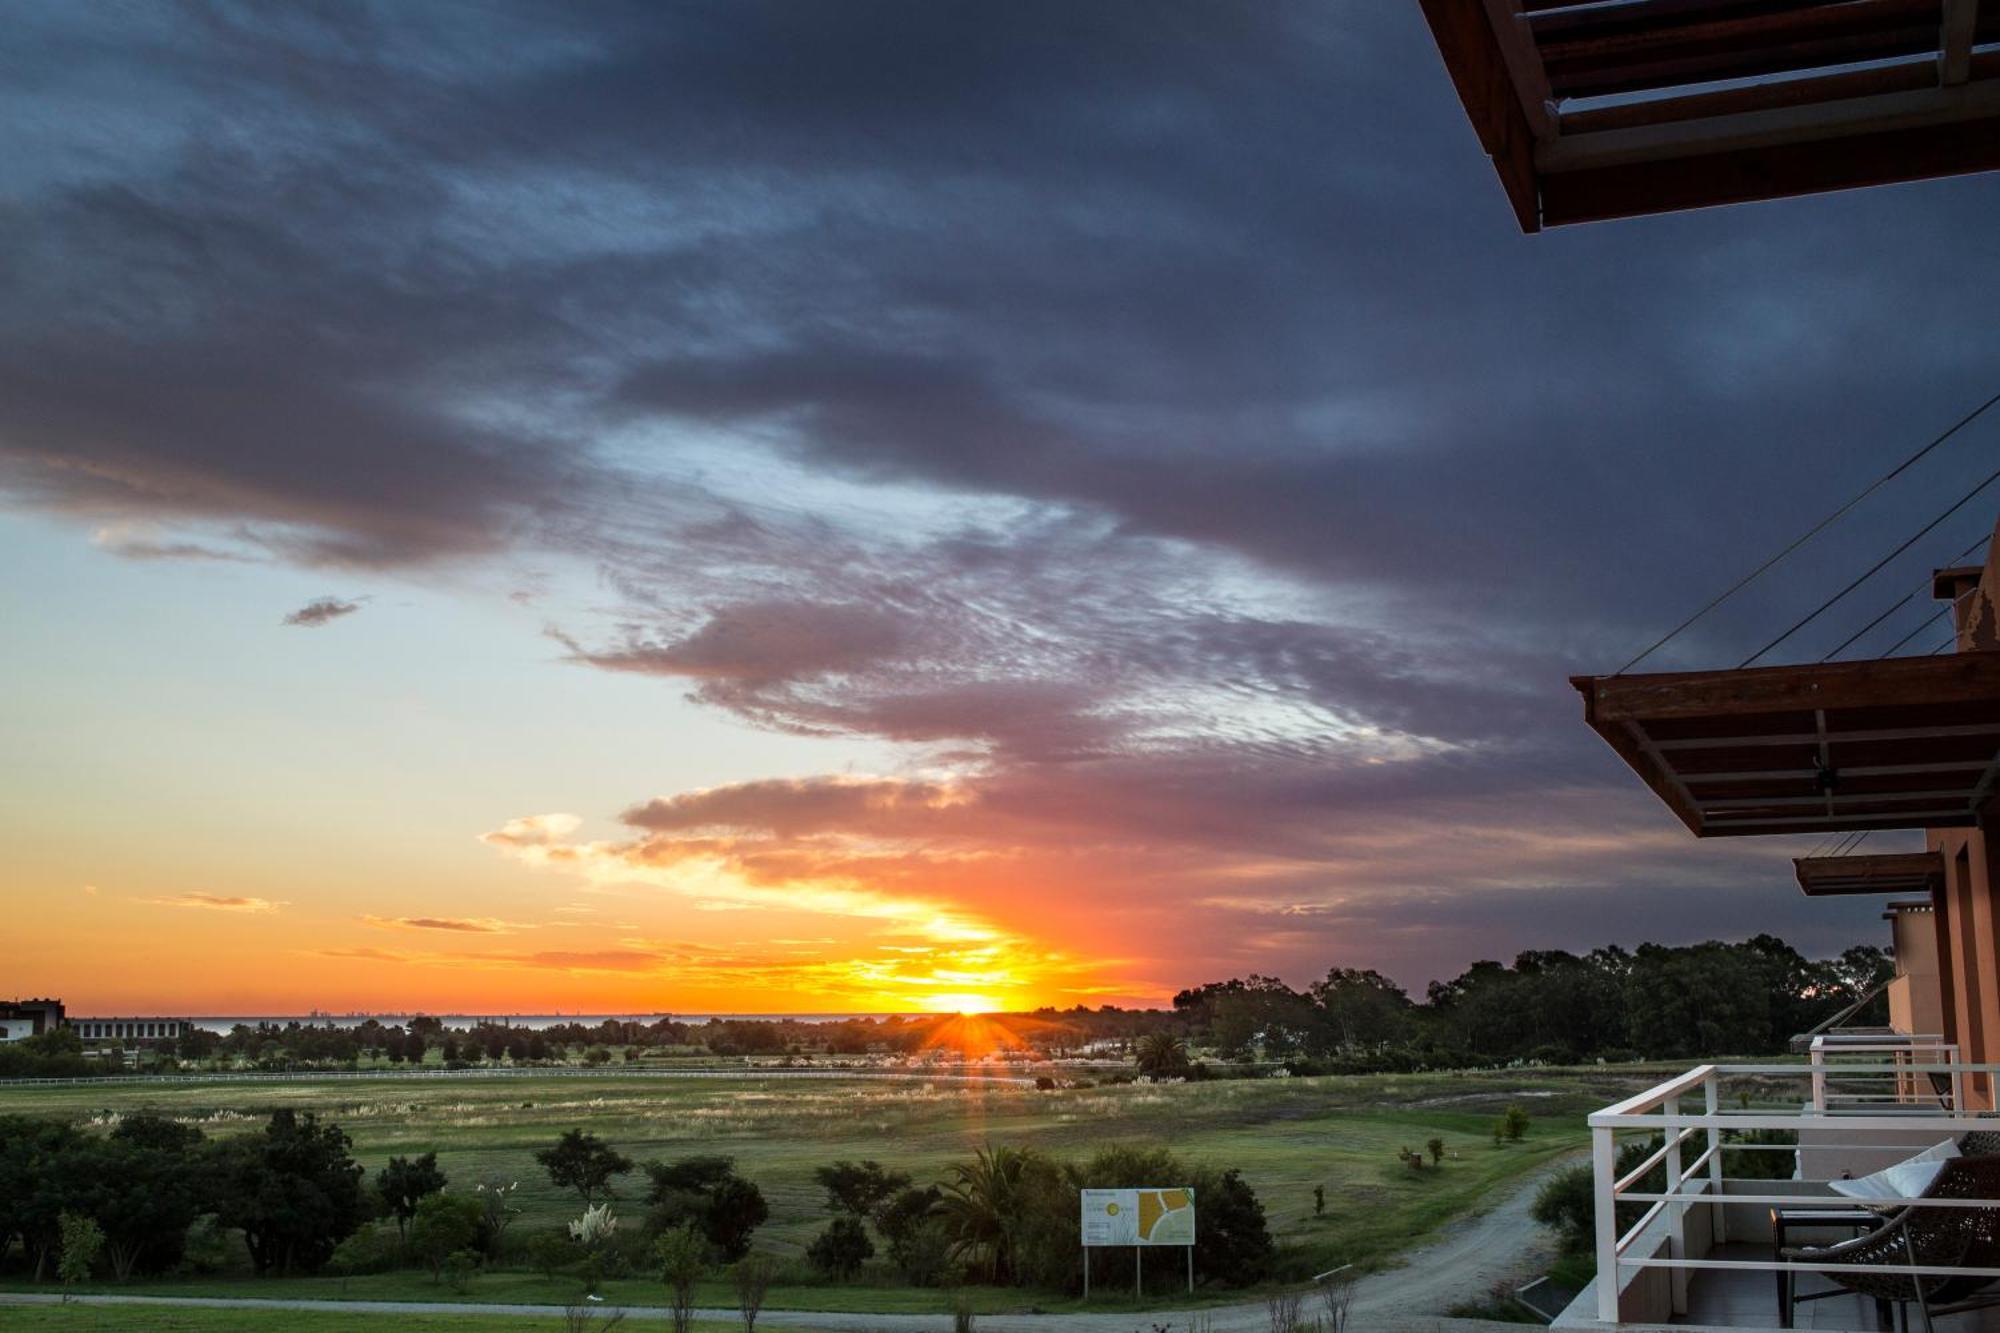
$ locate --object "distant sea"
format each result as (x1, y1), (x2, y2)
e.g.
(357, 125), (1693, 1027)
(185, 1012), (914, 1035)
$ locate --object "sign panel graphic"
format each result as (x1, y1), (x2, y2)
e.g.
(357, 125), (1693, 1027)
(1080, 1187), (1195, 1247)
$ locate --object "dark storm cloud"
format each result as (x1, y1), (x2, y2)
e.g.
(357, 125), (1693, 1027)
(8, 1), (1998, 980)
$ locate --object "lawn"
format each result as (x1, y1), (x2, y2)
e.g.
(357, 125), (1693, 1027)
(0, 1066), (1648, 1313)
(0, 1307), (800, 1332)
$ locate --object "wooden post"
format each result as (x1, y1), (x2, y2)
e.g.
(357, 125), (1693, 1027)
(1083, 1247), (1090, 1301)
(1186, 1244), (1193, 1293)
(1136, 1245), (1142, 1299)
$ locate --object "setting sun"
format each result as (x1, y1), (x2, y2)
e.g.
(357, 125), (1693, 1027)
(921, 993), (1002, 1015)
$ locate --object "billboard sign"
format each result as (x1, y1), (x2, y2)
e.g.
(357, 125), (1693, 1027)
(1080, 1187), (1195, 1247)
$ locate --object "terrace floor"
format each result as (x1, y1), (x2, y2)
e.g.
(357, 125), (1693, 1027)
(1676, 1245), (2000, 1330)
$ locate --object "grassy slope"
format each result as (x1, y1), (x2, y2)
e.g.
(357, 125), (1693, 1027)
(0, 1067), (1644, 1313)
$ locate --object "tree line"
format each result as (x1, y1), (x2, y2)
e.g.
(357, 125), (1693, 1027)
(1168, 934), (1892, 1072)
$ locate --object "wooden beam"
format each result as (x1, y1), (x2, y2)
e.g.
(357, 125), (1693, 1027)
(1558, 57), (1949, 135)
(1679, 760), (1993, 782)
(1420, 0), (1543, 231)
(1539, 75), (2000, 173)
(1572, 651), (2000, 726)
(1652, 722), (2000, 750)
(1483, 0), (1560, 138)
(1942, 0), (1980, 84)
(1538, 1), (1942, 100)
(1540, 109), (2000, 223)
(1795, 850), (1947, 895)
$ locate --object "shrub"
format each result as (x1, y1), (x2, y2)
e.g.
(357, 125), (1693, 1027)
(444, 1247), (481, 1293)
(528, 1230), (578, 1281)
(329, 1221), (402, 1277)
(1502, 1105), (1531, 1141)
(1427, 1137), (1445, 1165)
(411, 1193), (485, 1280)
(892, 1218), (957, 1287)
(806, 1216), (874, 1279)
(1531, 1164), (1595, 1254)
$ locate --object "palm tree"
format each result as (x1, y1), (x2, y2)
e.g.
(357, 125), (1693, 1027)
(1134, 1031), (1190, 1081)
(938, 1144), (1036, 1282)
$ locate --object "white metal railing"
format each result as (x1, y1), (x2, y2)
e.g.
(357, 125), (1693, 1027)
(1808, 1032), (1959, 1112)
(1589, 1054), (2000, 1326)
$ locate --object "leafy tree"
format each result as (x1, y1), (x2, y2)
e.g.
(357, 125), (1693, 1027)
(378, 1153), (449, 1243)
(1308, 968), (1413, 1051)
(655, 1224), (706, 1333)
(57, 1212), (102, 1296)
(813, 1160), (909, 1219)
(937, 1144), (1056, 1284)
(208, 1109), (367, 1275)
(93, 1119), (209, 1278)
(536, 1129), (633, 1206)
(876, 1184), (944, 1270)
(734, 1252), (776, 1332)
(0, 1116), (86, 1280)
(806, 1215), (874, 1279)
(410, 1193), (484, 1280)
(643, 1155), (768, 1261)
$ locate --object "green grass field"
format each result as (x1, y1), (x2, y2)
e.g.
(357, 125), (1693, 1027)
(0, 1308), (799, 1332)
(0, 1066), (1647, 1314)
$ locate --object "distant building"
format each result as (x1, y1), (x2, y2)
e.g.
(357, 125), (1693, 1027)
(0, 998), (65, 1042)
(72, 1017), (191, 1044)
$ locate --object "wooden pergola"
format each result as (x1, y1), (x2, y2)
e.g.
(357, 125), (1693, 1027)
(1571, 651), (2000, 836)
(1795, 850), (1946, 895)
(1419, 0), (2000, 230)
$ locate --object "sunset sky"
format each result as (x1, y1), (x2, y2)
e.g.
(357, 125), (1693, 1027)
(5, 3), (1999, 1016)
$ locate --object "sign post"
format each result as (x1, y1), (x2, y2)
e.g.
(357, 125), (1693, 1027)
(1078, 1186), (1196, 1301)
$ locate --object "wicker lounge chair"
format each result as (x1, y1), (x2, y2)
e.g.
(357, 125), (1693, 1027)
(1781, 1154), (2000, 1331)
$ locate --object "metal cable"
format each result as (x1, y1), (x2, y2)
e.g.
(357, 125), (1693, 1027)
(1740, 461), (2000, 667)
(1615, 386), (2000, 674)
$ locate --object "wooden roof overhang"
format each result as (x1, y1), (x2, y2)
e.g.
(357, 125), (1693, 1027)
(1419, 0), (2000, 230)
(1795, 850), (1947, 894)
(1571, 651), (2000, 836)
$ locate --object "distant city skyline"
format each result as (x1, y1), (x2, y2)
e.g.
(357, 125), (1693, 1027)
(6, 3), (1997, 1014)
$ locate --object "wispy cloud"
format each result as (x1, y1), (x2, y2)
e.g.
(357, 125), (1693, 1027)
(361, 915), (529, 934)
(283, 596), (363, 628)
(141, 893), (282, 913)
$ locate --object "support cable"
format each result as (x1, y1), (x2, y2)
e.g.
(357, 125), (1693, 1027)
(1615, 386), (2000, 674)
(1739, 461), (2000, 668)
(1818, 534), (1989, 661)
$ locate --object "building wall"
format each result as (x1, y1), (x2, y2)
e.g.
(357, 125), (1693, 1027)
(73, 1018), (188, 1043)
(1930, 826), (2000, 1109)
(1888, 905), (1943, 1039)
(0, 1019), (34, 1043)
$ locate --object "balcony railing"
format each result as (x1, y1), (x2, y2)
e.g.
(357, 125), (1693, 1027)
(1583, 1046), (2000, 1329)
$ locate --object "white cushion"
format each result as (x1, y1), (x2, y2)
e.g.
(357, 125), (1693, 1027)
(1827, 1139), (1960, 1204)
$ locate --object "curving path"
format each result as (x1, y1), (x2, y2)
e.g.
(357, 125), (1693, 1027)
(0, 1156), (1577, 1331)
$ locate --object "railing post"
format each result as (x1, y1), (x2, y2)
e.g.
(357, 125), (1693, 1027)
(1704, 1071), (1727, 1244)
(1665, 1094), (1688, 1315)
(1810, 1041), (1827, 1112)
(1594, 1122), (1619, 1324)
